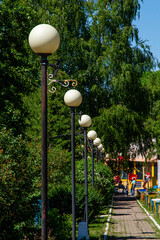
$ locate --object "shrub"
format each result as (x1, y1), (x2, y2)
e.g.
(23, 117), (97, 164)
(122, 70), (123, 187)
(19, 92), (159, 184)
(48, 182), (104, 224)
(75, 184), (104, 222)
(48, 208), (72, 240)
(47, 157), (114, 237)
(0, 129), (38, 239)
(76, 158), (114, 203)
(48, 185), (72, 215)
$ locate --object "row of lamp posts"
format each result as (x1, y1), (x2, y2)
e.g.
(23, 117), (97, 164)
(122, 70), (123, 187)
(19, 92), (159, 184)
(64, 91), (105, 239)
(64, 89), (83, 240)
(79, 115), (92, 233)
(87, 130), (97, 188)
(64, 93), (106, 240)
(28, 24), (105, 240)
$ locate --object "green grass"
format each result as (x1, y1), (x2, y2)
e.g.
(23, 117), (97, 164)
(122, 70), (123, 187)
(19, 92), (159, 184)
(88, 207), (110, 240)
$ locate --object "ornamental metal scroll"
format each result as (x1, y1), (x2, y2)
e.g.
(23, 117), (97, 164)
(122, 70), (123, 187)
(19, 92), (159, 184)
(48, 74), (78, 93)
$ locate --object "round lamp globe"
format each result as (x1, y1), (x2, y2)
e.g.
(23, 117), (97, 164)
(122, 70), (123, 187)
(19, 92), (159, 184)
(29, 24), (60, 54)
(101, 148), (105, 153)
(98, 144), (103, 150)
(87, 130), (97, 140)
(93, 138), (101, 146)
(64, 89), (82, 107)
(79, 115), (92, 128)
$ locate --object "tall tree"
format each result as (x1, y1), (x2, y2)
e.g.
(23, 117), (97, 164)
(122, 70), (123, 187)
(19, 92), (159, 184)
(140, 71), (160, 156)
(0, 0), (41, 135)
(90, 0), (156, 157)
(0, 129), (41, 239)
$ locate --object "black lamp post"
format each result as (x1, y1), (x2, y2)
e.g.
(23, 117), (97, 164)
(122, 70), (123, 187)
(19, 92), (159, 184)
(101, 148), (105, 160)
(93, 138), (101, 162)
(98, 143), (103, 161)
(29, 24), (60, 240)
(87, 130), (97, 188)
(79, 115), (92, 232)
(64, 89), (82, 240)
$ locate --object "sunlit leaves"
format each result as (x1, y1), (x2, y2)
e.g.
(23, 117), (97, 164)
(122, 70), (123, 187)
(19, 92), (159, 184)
(93, 104), (142, 155)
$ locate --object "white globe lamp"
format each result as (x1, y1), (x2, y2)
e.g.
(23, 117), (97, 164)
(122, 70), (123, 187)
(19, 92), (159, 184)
(98, 144), (103, 150)
(29, 24), (60, 54)
(87, 130), (97, 140)
(64, 89), (82, 107)
(79, 115), (92, 128)
(93, 138), (101, 146)
(101, 148), (105, 153)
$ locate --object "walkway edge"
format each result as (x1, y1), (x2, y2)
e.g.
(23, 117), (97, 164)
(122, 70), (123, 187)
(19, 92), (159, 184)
(136, 198), (160, 230)
(103, 196), (114, 240)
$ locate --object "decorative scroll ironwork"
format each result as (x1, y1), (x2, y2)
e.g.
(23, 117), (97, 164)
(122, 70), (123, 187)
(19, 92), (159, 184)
(48, 74), (78, 93)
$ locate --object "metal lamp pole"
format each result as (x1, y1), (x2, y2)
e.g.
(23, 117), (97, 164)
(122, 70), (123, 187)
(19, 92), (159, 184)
(71, 106), (76, 240)
(87, 130), (97, 188)
(101, 148), (105, 160)
(79, 115), (92, 232)
(93, 138), (101, 163)
(90, 140), (94, 188)
(96, 147), (99, 162)
(84, 127), (88, 228)
(98, 144), (103, 162)
(29, 24), (60, 240)
(41, 55), (48, 240)
(64, 89), (82, 240)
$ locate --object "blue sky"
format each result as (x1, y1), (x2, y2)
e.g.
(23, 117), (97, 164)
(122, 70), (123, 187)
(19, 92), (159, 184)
(133, 0), (160, 64)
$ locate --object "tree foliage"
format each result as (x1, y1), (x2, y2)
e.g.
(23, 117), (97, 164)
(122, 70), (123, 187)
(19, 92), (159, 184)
(0, 0), (41, 135)
(76, 158), (114, 202)
(90, 0), (156, 158)
(140, 71), (160, 156)
(0, 0), (159, 239)
(93, 104), (142, 155)
(0, 129), (40, 239)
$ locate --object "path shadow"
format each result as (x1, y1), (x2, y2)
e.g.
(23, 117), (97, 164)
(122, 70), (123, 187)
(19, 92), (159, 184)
(113, 206), (131, 210)
(105, 235), (159, 240)
(114, 195), (136, 202)
(113, 213), (130, 216)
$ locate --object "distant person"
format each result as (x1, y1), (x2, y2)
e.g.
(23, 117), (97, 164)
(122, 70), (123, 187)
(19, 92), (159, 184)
(125, 183), (128, 196)
(143, 177), (147, 189)
(131, 177), (136, 196)
(130, 180), (133, 195)
(118, 180), (125, 193)
(143, 174), (149, 190)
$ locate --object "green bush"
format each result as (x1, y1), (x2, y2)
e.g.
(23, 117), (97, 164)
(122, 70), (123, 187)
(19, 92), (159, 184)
(48, 147), (71, 186)
(47, 158), (114, 237)
(0, 129), (38, 240)
(93, 160), (114, 202)
(48, 185), (72, 215)
(75, 184), (104, 222)
(76, 158), (114, 203)
(48, 182), (104, 224)
(48, 208), (72, 240)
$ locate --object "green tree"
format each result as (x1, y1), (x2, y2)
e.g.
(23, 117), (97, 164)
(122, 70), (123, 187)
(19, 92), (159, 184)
(93, 105), (142, 155)
(140, 71), (160, 156)
(0, 129), (41, 239)
(89, 0), (156, 158)
(40, 0), (156, 153)
(0, 0), (42, 135)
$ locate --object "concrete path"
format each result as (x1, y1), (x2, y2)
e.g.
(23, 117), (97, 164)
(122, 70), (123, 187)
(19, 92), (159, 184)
(107, 194), (160, 240)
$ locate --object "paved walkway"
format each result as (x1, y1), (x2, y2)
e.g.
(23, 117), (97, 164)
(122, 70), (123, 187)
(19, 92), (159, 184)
(107, 194), (160, 240)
